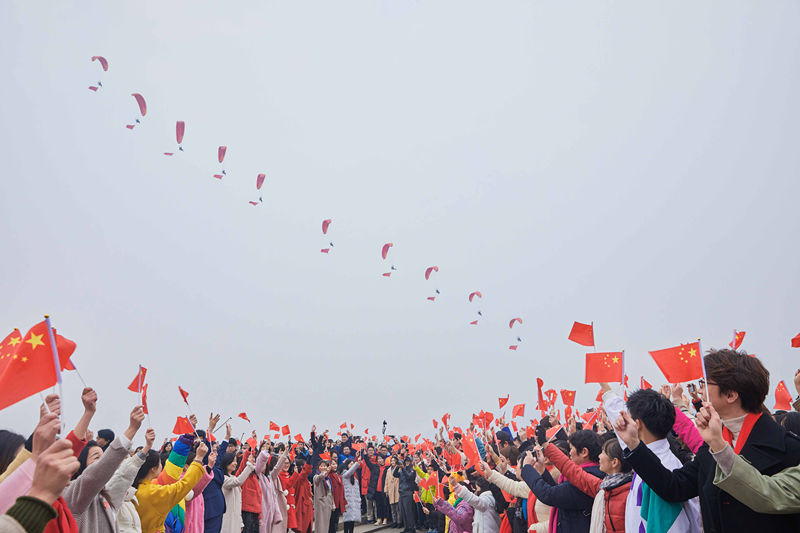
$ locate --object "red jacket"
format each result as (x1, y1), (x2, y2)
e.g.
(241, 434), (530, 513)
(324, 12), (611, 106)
(237, 449), (263, 515)
(360, 461), (371, 496)
(544, 445), (629, 532)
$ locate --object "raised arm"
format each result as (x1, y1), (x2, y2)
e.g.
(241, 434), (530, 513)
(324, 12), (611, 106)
(542, 444), (600, 498)
(454, 483), (493, 512)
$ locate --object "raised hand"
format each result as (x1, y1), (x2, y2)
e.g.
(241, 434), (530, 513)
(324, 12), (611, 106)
(522, 451), (535, 468)
(225, 423), (232, 440)
(696, 403), (726, 452)
(28, 440), (80, 505)
(613, 410), (640, 450)
(41, 394), (61, 417)
(189, 414), (198, 428)
(31, 413), (61, 462)
(124, 405), (145, 440)
(195, 442), (209, 462)
(208, 450), (217, 469)
(81, 387), (98, 413)
(143, 429), (156, 453)
(659, 384), (670, 399)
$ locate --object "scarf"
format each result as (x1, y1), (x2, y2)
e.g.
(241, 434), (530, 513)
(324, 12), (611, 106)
(599, 471), (633, 491)
(44, 497), (78, 533)
(722, 412), (762, 453)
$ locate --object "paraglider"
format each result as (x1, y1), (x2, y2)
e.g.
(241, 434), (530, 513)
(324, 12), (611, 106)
(213, 146), (227, 177)
(126, 93), (147, 129)
(165, 121), (185, 155)
(509, 318), (523, 328)
(248, 201), (259, 206)
(468, 291), (482, 302)
(321, 248), (330, 254)
(508, 345), (518, 351)
(381, 243), (393, 260)
(382, 272), (392, 277)
(424, 266), (439, 280)
(88, 56), (108, 91)
(470, 320), (478, 325)
(322, 219), (332, 234)
(427, 296), (436, 302)
(256, 174), (266, 190)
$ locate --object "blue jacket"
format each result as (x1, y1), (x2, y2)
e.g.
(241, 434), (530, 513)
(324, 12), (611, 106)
(203, 440), (229, 520)
(521, 463), (604, 533)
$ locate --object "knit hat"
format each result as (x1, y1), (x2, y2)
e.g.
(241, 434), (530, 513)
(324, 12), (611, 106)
(97, 429), (115, 443)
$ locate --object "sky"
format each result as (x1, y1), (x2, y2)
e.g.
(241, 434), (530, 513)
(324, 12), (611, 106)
(1, 1), (799, 445)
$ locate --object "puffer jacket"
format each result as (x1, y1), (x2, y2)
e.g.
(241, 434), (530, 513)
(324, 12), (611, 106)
(238, 449), (263, 516)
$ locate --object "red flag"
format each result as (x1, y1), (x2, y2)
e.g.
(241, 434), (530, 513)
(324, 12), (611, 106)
(365, 428), (369, 434)
(178, 386), (190, 403)
(414, 434), (421, 442)
(498, 395), (509, 409)
(640, 377), (653, 390)
(775, 381), (793, 411)
(442, 413), (450, 428)
(649, 342), (703, 383)
(432, 419), (438, 429)
(560, 389), (576, 406)
(544, 389), (557, 407)
(142, 384), (149, 414)
(320, 451), (331, 460)
(172, 416), (195, 435)
(545, 425), (567, 441)
(792, 332), (800, 348)
(294, 433), (304, 443)
(568, 321), (594, 347)
(512, 404), (525, 418)
(729, 330), (746, 350)
(580, 410), (599, 427)
(585, 352), (624, 383)
(462, 434), (481, 468)
(483, 412), (494, 426)
(536, 378), (545, 411)
(0, 321), (77, 410)
(340, 422), (347, 429)
(350, 423), (354, 429)
(270, 421), (280, 431)
(282, 425), (291, 436)
(273, 434), (280, 439)
(511, 421), (518, 432)
(127, 366), (147, 392)
(623, 374), (629, 388)
(596, 389), (604, 402)
(238, 412), (251, 423)
(247, 437), (258, 449)
(508, 345), (518, 351)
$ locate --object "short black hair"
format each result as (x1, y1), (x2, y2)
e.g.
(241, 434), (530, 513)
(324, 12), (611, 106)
(567, 430), (601, 463)
(627, 389), (676, 439)
(705, 349), (769, 413)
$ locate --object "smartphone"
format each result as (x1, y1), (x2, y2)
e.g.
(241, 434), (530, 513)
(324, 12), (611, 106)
(687, 383), (696, 393)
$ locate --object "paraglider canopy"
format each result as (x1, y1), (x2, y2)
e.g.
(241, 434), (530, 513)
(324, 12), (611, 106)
(131, 93), (147, 116)
(424, 266), (439, 280)
(91, 56), (108, 71)
(256, 174), (266, 190)
(509, 318), (523, 329)
(468, 291), (482, 302)
(381, 243), (393, 260)
(218, 146), (227, 164)
(176, 121), (185, 144)
(322, 219), (332, 234)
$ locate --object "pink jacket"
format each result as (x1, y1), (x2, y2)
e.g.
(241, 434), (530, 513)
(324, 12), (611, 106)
(184, 469), (213, 533)
(433, 498), (474, 533)
(256, 452), (284, 533)
(673, 406), (703, 453)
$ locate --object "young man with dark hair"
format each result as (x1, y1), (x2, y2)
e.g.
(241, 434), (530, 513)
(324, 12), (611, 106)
(520, 429), (604, 532)
(601, 383), (702, 532)
(616, 349), (800, 532)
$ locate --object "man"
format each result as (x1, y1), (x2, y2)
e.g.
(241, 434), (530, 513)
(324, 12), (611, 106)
(520, 429), (603, 532)
(617, 349), (800, 531)
(601, 383), (701, 532)
(95, 429), (114, 450)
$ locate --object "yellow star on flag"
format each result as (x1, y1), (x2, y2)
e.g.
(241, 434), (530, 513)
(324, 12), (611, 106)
(8, 336), (21, 347)
(25, 333), (44, 350)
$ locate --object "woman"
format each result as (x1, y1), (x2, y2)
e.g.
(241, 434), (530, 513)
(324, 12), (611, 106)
(270, 444), (291, 533)
(395, 456), (418, 533)
(328, 458), (346, 533)
(340, 459), (362, 533)
(133, 440), (209, 533)
(220, 448), (255, 533)
(278, 454), (298, 533)
(256, 446), (284, 533)
(541, 439), (632, 532)
(384, 456), (400, 527)
(184, 448), (216, 533)
(0, 430), (25, 477)
(453, 476), (505, 533)
(238, 447), (263, 533)
(203, 426), (232, 533)
(432, 480), (474, 533)
(312, 460), (335, 533)
(479, 457), (553, 533)
(290, 456), (314, 533)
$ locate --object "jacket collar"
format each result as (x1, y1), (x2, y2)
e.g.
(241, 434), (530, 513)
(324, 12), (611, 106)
(738, 413), (787, 472)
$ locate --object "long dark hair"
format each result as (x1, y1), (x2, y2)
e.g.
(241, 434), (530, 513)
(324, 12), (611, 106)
(0, 430), (25, 476)
(474, 473), (508, 514)
(133, 450), (161, 488)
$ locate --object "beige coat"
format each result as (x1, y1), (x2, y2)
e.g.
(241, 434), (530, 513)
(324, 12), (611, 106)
(384, 466), (400, 504)
(486, 469), (554, 533)
(312, 473), (334, 533)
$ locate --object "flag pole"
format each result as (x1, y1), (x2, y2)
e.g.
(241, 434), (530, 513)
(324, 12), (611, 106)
(138, 365), (143, 407)
(621, 350), (626, 385)
(43, 315), (63, 433)
(592, 321), (596, 351)
(213, 416), (232, 434)
(698, 338), (708, 402)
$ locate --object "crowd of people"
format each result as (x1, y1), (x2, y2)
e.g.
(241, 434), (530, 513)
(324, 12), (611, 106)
(2, 348), (800, 533)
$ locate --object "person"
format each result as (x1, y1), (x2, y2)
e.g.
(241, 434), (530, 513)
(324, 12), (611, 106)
(328, 458), (346, 533)
(237, 444), (263, 533)
(183, 447), (215, 533)
(618, 349), (800, 532)
(133, 438), (209, 533)
(96, 430), (115, 451)
(340, 458), (362, 533)
(601, 382), (702, 532)
(289, 455), (313, 533)
(116, 431), (156, 533)
(479, 457), (552, 533)
(520, 430), (603, 533)
(385, 455), (401, 527)
(540, 437), (631, 532)
(432, 479), (474, 533)
(255, 445), (283, 533)
(219, 445), (254, 533)
(0, 431), (25, 478)
(63, 406), (148, 532)
(0, 438), (80, 533)
(395, 456), (417, 533)
(269, 444), (291, 533)
(203, 423), (233, 533)
(452, 475), (505, 533)
(312, 460), (334, 533)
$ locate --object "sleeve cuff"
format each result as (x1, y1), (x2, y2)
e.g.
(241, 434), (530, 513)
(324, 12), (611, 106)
(709, 444), (735, 476)
(6, 496), (57, 533)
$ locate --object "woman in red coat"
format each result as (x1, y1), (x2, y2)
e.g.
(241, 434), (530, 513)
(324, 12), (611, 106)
(238, 448), (264, 533)
(290, 457), (314, 533)
(279, 458), (298, 531)
(541, 438), (632, 532)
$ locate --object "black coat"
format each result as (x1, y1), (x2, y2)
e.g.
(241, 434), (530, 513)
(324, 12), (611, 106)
(395, 464), (418, 495)
(521, 463), (604, 533)
(624, 412), (800, 533)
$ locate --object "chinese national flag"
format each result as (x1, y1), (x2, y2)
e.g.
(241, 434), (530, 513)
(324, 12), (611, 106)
(641, 377), (653, 390)
(792, 333), (800, 348)
(414, 434), (421, 442)
(442, 413), (450, 428)
(649, 342), (703, 384)
(269, 421), (280, 431)
(511, 421), (518, 432)
(560, 389), (576, 406)
(775, 381), (793, 411)
(536, 378), (545, 411)
(544, 389), (557, 407)
(432, 419), (438, 429)
(247, 437), (258, 450)
(581, 410), (599, 427)
(172, 416), (194, 435)
(142, 384), (149, 414)
(127, 366), (147, 392)
(729, 330), (746, 350)
(282, 425), (291, 436)
(238, 412), (250, 423)
(585, 352), (624, 383)
(462, 434), (481, 468)
(320, 451), (331, 461)
(483, 412), (494, 426)
(178, 386), (190, 403)
(0, 322), (77, 410)
(568, 322), (594, 347)
(340, 422), (347, 429)
(512, 404), (525, 418)
(294, 433), (304, 443)
(498, 395), (509, 409)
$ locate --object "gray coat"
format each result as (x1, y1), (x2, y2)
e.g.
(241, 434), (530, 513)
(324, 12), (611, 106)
(341, 462), (361, 523)
(63, 435), (134, 533)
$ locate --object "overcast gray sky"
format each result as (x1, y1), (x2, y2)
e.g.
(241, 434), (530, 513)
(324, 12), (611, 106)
(1, 1), (799, 444)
